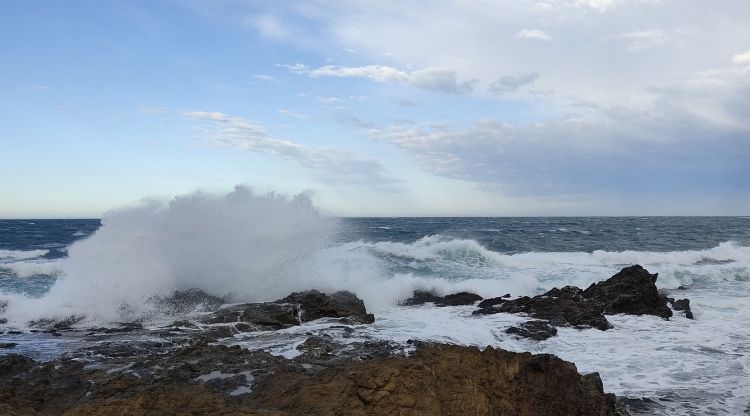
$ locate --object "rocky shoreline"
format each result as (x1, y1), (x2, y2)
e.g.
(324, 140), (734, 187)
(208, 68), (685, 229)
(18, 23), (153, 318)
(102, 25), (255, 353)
(0, 265), (692, 415)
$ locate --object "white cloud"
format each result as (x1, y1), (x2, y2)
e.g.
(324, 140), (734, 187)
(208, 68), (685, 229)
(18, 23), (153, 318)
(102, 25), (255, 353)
(616, 30), (669, 51)
(248, 14), (290, 41)
(362, 63), (750, 193)
(253, 74), (276, 82)
(285, 64), (476, 94)
(278, 108), (310, 119)
(732, 50), (750, 65)
(514, 29), (552, 41)
(317, 96), (344, 106)
(185, 111), (397, 187)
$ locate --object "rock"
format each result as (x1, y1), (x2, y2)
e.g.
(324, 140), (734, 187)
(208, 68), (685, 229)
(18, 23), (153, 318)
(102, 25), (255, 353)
(0, 354), (34, 379)
(477, 296), (508, 309)
(671, 298), (693, 319)
(0, 318), (7, 325)
(204, 290), (374, 331)
(436, 292), (483, 306)
(476, 286), (612, 330)
(474, 265), (675, 330)
(252, 343), (621, 415)
(402, 290), (483, 306)
(402, 290), (443, 305)
(278, 290), (375, 324)
(581, 265), (672, 319)
(505, 320), (558, 341)
(0, 343), (17, 349)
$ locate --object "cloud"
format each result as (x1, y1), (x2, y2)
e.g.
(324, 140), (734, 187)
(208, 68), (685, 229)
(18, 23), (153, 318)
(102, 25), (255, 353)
(514, 29), (552, 41)
(185, 111), (398, 188)
(278, 109), (310, 120)
(732, 50), (750, 65)
(364, 65), (750, 195)
(317, 96), (344, 106)
(248, 14), (291, 41)
(616, 30), (669, 51)
(489, 73), (541, 94)
(284, 64), (475, 94)
(253, 74), (276, 82)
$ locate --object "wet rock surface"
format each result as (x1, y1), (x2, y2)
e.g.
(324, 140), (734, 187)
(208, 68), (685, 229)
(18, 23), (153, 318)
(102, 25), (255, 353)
(473, 265), (685, 335)
(202, 290), (374, 336)
(0, 340), (624, 416)
(581, 265), (673, 319)
(402, 290), (483, 306)
(505, 320), (558, 341)
(0, 289), (629, 415)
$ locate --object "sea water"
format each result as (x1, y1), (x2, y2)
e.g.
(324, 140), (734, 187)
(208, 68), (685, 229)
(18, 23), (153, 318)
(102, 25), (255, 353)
(1, 189), (749, 414)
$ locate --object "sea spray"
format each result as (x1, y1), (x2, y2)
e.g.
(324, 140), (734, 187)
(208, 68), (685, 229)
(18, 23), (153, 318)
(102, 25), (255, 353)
(1, 187), (350, 324)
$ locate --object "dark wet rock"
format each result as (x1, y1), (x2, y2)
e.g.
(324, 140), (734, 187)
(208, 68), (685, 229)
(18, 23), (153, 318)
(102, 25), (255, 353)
(206, 302), (299, 328)
(505, 320), (558, 341)
(0, 354), (34, 379)
(476, 286), (612, 330)
(278, 290), (375, 324)
(6, 331), (22, 335)
(436, 291), (483, 306)
(0, 343), (17, 349)
(474, 265), (674, 330)
(401, 290), (443, 305)
(671, 298), (694, 319)
(203, 290), (374, 336)
(477, 296), (508, 309)
(0, 318), (6, 325)
(402, 290), (482, 306)
(296, 335), (337, 358)
(582, 265), (672, 319)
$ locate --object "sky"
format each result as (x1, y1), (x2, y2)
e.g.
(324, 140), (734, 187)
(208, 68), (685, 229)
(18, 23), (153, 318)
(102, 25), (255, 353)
(1, 0), (749, 217)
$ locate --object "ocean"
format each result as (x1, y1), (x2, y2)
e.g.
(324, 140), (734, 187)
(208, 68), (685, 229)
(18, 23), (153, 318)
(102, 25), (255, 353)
(2, 207), (750, 414)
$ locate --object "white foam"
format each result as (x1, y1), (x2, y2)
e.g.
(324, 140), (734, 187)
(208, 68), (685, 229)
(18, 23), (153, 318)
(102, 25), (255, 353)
(0, 260), (63, 278)
(0, 249), (48, 261)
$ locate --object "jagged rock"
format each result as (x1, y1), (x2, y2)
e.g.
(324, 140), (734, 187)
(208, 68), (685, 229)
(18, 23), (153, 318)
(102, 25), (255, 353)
(402, 290), (443, 305)
(0, 354), (34, 379)
(582, 265), (672, 319)
(477, 296), (508, 309)
(671, 298), (693, 319)
(402, 290), (483, 306)
(252, 343), (621, 415)
(436, 292), (483, 306)
(474, 265), (676, 330)
(204, 290), (374, 332)
(505, 320), (558, 341)
(278, 290), (375, 324)
(0, 343), (17, 349)
(476, 286), (612, 330)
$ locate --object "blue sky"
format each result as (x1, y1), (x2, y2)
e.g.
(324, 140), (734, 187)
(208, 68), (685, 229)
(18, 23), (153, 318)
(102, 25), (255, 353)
(1, 0), (749, 217)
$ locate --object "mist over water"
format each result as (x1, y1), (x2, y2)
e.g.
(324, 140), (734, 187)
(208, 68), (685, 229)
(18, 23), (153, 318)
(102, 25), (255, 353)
(2, 187), (361, 323)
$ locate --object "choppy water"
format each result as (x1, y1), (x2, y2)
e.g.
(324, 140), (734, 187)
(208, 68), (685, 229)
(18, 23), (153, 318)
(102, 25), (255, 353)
(2, 213), (750, 415)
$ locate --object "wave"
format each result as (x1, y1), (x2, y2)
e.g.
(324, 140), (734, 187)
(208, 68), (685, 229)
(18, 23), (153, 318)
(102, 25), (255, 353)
(2, 188), (749, 327)
(0, 249), (49, 261)
(0, 260), (63, 278)
(0, 187), (358, 325)
(348, 236), (750, 291)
